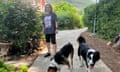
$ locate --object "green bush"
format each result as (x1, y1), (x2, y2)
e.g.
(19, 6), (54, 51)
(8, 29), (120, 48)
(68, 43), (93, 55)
(0, 1), (15, 42)
(53, 2), (83, 30)
(0, 1), (42, 55)
(79, 14), (85, 28)
(83, 0), (120, 41)
(0, 59), (28, 72)
(0, 59), (15, 72)
(16, 65), (28, 72)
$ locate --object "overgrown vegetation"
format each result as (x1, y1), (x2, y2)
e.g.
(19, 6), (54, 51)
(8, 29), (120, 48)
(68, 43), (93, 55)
(0, 59), (15, 72)
(53, 2), (84, 30)
(0, 59), (28, 72)
(16, 65), (28, 72)
(84, 0), (120, 41)
(0, 1), (42, 55)
(47, 0), (94, 12)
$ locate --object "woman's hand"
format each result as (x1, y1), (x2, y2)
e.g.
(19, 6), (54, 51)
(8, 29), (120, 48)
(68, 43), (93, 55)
(56, 29), (58, 34)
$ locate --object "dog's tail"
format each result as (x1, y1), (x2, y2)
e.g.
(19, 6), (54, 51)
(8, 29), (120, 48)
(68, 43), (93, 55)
(77, 36), (86, 43)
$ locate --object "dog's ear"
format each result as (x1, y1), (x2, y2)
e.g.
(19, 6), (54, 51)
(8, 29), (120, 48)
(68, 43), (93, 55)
(77, 36), (86, 43)
(48, 67), (52, 72)
(94, 51), (100, 61)
(48, 67), (57, 72)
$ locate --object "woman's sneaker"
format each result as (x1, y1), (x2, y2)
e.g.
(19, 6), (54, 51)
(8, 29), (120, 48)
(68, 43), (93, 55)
(44, 53), (51, 57)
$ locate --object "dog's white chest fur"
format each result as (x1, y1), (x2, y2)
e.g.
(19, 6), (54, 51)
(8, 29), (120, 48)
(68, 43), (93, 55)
(49, 59), (60, 68)
(87, 49), (96, 66)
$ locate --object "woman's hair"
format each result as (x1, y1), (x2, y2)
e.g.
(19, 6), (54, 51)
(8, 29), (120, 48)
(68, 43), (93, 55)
(45, 3), (53, 13)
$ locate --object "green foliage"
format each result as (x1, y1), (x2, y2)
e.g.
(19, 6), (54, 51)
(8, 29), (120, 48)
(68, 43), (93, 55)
(53, 2), (77, 13)
(83, 0), (120, 41)
(83, 4), (96, 32)
(0, 59), (28, 72)
(0, 1), (42, 55)
(0, 59), (15, 72)
(80, 14), (85, 28)
(53, 2), (83, 30)
(0, 1), (15, 42)
(16, 65), (28, 72)
(46, 0), (94, 12)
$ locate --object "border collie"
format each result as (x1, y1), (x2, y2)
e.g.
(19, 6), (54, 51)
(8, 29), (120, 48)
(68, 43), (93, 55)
(77, 36), (100, 72)
(48, 43), (74, 72)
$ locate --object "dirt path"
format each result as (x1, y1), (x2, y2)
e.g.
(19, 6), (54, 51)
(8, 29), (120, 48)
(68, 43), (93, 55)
(81, 32), (120, 72)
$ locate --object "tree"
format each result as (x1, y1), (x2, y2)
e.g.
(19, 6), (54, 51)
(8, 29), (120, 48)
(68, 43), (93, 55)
(53, 2), (83, 30)
(0, 1), (42, 55)
(84, 0), (120, 41)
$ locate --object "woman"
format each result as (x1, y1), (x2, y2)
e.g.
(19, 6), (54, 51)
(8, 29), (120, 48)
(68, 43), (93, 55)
(42, 4), (58, 57)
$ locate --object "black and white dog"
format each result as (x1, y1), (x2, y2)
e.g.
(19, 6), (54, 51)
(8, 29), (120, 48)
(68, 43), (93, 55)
(48, 43), (74, 72)
(77, 36), (100, 72)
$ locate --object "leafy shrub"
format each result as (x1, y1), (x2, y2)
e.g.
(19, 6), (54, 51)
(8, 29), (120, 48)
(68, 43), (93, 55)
(16, 65), (28, 72)
(0, 59), (15, 72)
(53, 2), (83, 30)
(83, 4), (96, 32)
(79, 14), (85, 28)
(83, 0), (120, 41)
(0, 1), (15, 42)
(0, 59), (28, 72)
(0, 1), (42, 55)
(53, 2), (78, 13)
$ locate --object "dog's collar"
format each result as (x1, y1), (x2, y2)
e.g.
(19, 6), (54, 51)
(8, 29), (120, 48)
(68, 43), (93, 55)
(49, 59), (59, 68)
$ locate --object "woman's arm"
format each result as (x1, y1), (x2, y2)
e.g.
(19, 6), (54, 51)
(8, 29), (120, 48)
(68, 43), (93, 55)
(55, 21), (58, 33)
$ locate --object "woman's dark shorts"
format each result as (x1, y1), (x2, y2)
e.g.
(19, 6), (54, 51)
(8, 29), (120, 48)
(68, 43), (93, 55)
(45, 34), (56, 44)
